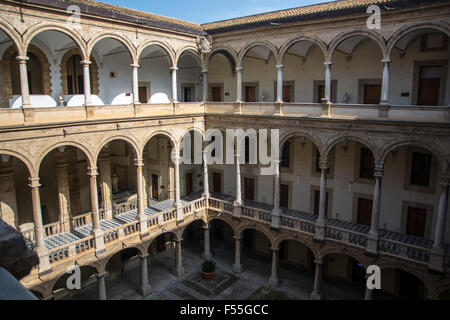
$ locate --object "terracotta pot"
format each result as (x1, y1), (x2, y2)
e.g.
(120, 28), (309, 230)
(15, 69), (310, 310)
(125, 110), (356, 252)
(202, 271), (216, 281)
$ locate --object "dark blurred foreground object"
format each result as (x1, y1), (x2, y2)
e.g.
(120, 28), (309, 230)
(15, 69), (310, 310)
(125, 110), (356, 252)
(0, 218), (39, 300)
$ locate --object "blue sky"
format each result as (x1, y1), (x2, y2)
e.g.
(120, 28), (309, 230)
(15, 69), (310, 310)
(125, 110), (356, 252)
(103, 0), (330, 24)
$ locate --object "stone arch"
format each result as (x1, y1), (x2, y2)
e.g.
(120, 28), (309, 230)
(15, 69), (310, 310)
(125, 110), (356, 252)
(1, 44), (52, 106)
(36, 141), (95, 175)
(236, 223), (275, 248)
(0, 147), (36, 178)
(87, 33), (137, 64)
(137, 40), (175, 67)
(279, 35), (328, 63)
(323, 133), (380, 161)
(141, 130), (177, 153)
(99, 246), (143, 273)
(0, 18), (22, 55)
(319, 245), (370, 268)
(327, 30), (387, 62)
(380, 138), (447, 175)
(206, 47), (238, 72)
(179, 217), (206, 237)
(272, 234), (319, 261)
(147, 230), (180, 249)
(48, 263), (100, 295)
(237, 40), (280, 67)
(279, 130), (324, 155)
(95, 135), (141, 164)
(23, 23), (87, 60)
(387, 22), (450, 58)
(175, 45), (201, 67)
(208, 216), (238, 236)
(433, 282), (450, 300)
(60, 48), (100, 95)
(176, 126), (205, 146)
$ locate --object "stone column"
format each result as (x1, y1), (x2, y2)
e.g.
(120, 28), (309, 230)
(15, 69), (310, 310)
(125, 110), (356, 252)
(380, 59), (391, 105)
(324, 61), (332, 103)
(367, 161), (384, 255)
(55, 149), (71, 232)
(232, 236), (243, 273)
(29, 178), (51, 274)
(96, 272), (107, 300)
(202, 150), (210, 198)
(0, 156), (19, 229)
(276, 64), (284, 103)
(170, 67), (178, 103)
(269, 247), (280, 287)
(430, 180), (449, 273)
(314, 161), (329, 241)
(271, 160), (281, 229)
(310, 261), (323, 300)
(81, 60), (92, 106)
(233, 151), (242, 218)
(203, 224), (212, 260)
(202, 69), (208, 102)
(98, 151), (113, 219)
(135, 158), (148, 235)
(131, 64), (140, 104)
(365, 286), (374, 300)
(139, 254), (152, 296)
(88, 168), (105, 255)
(174, 237), (184, 277)
(16, 56), (31, 108)
(235, 67), (243, 103)
(173, 154), (183, 221)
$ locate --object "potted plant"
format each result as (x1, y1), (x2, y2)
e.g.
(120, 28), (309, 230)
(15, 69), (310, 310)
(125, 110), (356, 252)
(201, 260), (216, 281)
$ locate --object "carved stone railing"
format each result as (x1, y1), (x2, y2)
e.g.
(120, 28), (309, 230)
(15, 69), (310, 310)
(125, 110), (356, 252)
(208, 198), (233, 214)
(241, 206), (271, 223)
(280, 215), (315, 235)
(71, 212), (92, 229)
(325, 225), (368, 248)
(378, 238), (430, 264)
(113, 200), (137, 216)
(44, 221), (64, 237)
(48, 237), (95, 265)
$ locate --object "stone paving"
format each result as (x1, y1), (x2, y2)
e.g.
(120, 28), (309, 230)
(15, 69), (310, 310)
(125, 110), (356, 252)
(61, 240), (368, 300)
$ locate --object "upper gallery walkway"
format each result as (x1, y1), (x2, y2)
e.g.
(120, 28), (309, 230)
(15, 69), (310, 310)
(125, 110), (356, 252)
(0, 102), (448, 128)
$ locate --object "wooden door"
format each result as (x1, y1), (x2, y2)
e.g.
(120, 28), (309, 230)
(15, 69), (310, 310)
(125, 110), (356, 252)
(357, 198), (373, 226)
(363, 85), (381, 104)
(406, 207), (427, 237)
(183, 86), (193, 102)
(280, 184), (289, 208)
(244, 178), (255, 201)
(282, 85), (291, 102)
(211, 87), (222, 102)
(212, 172), (222, 194)
(245, 86), (256, 102)
(185, 172), (193, 196)
(138, 86), (148, 104)
(151, 174), (159, 200)
(418, 78), (440, 106)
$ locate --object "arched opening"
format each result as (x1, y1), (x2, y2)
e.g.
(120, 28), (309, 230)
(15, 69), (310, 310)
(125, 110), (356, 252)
(382, 145), (442, 240)
(105, 247), (140, 280)
(179, 130), (204, 198)
(182, 219), (205, 257)
(207, 219), (236, 267)
(241, 45), (277, 102)
(177, 50), (202, 102)
(379, 268), (427, 300)
(240, 228), (272, 276)
(52, 265), (97, 300)
(143, 134), (176, 206)
(138, 44), (172, 104)
(0, 28), (18, 107)
(90, 37), (133, 105)
(38, 146), (91, 235)
(281, 40), (326, 103)
(207, 50), (236, 102)
(323, 253), (366, 300)
(389, 28), (449, 106)
(96, 139), (139, 219)
(330, 35), (384, 104)
(0, 153), (33, 235)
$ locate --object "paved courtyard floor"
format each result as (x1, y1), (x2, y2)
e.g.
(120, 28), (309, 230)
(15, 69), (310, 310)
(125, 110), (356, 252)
(62, 241), (366, 300)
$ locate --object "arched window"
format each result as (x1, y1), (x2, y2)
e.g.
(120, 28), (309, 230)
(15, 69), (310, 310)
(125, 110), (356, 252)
(66, 54), (84, 94)
(10, 51), (43, 95)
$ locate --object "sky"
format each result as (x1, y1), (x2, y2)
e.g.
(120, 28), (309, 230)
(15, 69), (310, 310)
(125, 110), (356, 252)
(101, 0), (331, 24)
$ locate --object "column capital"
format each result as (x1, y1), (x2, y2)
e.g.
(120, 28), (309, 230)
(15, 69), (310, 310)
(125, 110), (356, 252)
(323, 61), (332, 67)
(439, 180), (450, 190)
(130, 63), (141, 68)
(233, 235), (242, 241)
(139, 254), (150, 259)
(319, 159), (329, 171)
(96, 272), (107, 279)
(381, 58), (392, 64)
(275, 64), (284, 69)
(270, 246), (280, 252)
(16, 56), (29, 62)
(170, 67), (179, 71)
(374, 161), (384, 178)
(87, 167), (98, 177)
(134, 158), (144, 167)
(28, 177), (41, 189)
(202, 68), (208, 73)
(80, 60), (92, 66)
(235, 66), (243, 72)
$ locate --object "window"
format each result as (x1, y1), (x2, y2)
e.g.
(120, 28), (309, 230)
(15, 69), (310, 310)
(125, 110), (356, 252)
(410, 152), (432, 187)
(359, 148), (375, 179)
(406, 206), (427, 237)
(245, 137), (250, 163)
(281, 142), (291, 168)
(314, 147), (321, 173)
(357, 198), (373, 226)
(211, 136), (216, 158)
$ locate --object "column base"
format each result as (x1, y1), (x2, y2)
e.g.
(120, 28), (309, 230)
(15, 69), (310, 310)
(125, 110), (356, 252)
(310, 293), (322, 300)
(232, 264), (244, 274)
(92, 229), (106, 255)
(365, 233), (379, 257)
(233, 203), (242, 219)
(202, 252), (213, 260)
(37, 248), (52, 277)
(269, 277), (280, 288)
(139, 284), (153, 297)
(274, 101), (283, 116)
(428, 247), (445, 274)
(174, 266), (185, 278)
(313, 221), (326, 242)
(271, 210), (281, 230)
